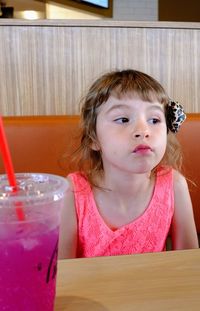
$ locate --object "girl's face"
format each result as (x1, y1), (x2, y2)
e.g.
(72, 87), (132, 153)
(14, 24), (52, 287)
(93, 93), (167, 175)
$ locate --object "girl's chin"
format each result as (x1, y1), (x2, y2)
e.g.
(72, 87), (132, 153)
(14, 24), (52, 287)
(130, 164), (156, 175)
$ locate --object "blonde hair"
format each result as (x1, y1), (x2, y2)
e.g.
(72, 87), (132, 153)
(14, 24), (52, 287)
(73, 69), (182, 184)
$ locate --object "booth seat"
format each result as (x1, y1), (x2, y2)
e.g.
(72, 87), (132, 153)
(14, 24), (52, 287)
(0, 114), (200, 234)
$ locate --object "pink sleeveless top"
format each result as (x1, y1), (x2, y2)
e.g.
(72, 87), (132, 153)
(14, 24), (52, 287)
(69, 167), (174, 258)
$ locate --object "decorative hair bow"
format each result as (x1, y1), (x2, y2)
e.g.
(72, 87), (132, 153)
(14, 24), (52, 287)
(166, 100), (186, 133)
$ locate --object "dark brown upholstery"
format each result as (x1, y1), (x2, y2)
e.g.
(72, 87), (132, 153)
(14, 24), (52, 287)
(0, 114), (200, 233)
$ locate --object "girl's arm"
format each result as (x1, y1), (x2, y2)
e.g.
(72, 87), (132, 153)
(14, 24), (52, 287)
(171, 170), (199, 250)
(58, 177), (77, 259)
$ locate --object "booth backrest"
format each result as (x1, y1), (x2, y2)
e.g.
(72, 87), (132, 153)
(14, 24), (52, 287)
(0, 114), (200, 233)
(0, 115), (81, 177)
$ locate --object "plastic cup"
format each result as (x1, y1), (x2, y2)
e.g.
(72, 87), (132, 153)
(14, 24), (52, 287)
(0, 173), (69, 311)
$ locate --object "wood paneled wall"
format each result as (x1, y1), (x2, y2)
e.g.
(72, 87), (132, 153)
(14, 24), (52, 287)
(0, 20), (200, 116)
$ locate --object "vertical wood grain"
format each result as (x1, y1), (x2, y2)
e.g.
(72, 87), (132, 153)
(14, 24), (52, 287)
(0, 22), (199, 115)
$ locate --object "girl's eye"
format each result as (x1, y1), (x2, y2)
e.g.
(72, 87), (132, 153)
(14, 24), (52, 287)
(114, 117), (129, 124)
(149, 118), (160, 124)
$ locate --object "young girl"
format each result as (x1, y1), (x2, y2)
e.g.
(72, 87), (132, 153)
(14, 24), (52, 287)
(58, 69), (199, 258)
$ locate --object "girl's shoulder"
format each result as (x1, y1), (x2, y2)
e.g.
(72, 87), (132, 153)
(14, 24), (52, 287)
(68, 171), (87, 180)
(67, 171), (91, 192)
(172, 169), (189, 193)
(171, 170), (199, 249)
(156, 165), (173, 183)
(156, 165), (172, 175)
(157, 166), (187, 190)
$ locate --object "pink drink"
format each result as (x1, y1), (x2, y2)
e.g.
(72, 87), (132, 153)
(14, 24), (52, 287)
(0, 224), (58, 310)
(0, 173), (68, 311)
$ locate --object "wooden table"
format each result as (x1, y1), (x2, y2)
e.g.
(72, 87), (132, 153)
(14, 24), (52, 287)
(55, 249), (200, 310)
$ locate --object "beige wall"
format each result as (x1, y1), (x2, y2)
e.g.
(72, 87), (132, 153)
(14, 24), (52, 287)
(46, 2), (102, 19)
(0, 20), (199, 116)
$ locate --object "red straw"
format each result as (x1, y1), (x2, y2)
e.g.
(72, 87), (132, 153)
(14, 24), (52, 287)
(0, 116), (25, 221)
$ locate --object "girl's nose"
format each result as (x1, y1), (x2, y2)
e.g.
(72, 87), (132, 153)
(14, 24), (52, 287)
(132, 121), (150, 139)
(134, 132), (149, 139)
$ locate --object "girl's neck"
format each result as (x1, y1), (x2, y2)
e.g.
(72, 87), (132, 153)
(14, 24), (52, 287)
(94, 170), (154, 196)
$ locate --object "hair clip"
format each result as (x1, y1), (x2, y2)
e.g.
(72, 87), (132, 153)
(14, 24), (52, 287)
(166, 100), (186, 133)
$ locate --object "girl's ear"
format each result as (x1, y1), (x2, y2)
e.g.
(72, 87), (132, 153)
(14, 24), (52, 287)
(90, 140), (100, 151)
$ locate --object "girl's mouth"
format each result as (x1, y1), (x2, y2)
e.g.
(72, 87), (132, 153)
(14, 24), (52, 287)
(133, 144), (152, 154)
